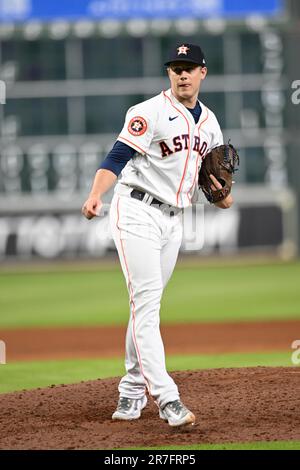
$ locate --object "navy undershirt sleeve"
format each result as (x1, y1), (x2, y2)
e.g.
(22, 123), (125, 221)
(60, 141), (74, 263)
(99, 141), (136, 176)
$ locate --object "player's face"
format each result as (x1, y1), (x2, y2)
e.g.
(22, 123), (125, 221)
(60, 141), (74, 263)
(167, 62), (207, 106)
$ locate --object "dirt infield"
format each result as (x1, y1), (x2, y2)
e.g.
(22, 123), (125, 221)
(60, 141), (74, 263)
(0, 367), (300, 450)
(2, 319), (299, 361)
(1, 320), (299, 449)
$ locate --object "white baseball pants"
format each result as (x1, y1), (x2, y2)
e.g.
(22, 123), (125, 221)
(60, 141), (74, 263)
(109, 189), (183, 408)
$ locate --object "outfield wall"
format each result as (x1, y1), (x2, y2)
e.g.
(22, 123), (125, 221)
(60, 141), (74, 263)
(0, 186), (297, 261)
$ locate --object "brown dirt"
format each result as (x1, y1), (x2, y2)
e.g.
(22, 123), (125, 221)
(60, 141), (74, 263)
(1, 320), (299, 362)
(0, 367), (300, 450)
(1, 320), (299, 449)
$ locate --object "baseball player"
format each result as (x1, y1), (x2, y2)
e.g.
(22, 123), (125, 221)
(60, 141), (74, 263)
(82, 44), (233, 427)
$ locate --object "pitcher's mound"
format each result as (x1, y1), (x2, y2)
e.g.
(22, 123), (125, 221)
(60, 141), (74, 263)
(1, 367), (300, 450)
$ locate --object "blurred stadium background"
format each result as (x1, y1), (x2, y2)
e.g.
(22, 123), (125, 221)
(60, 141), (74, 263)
(1, 3), (300, 450)
(0, 0), (299, 263)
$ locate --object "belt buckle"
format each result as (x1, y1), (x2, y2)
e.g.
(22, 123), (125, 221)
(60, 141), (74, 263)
(159, 202), (175, 217)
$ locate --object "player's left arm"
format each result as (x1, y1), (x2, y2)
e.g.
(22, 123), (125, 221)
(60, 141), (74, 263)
(209, 116), (233, 209)
(210, 174), (233, 209)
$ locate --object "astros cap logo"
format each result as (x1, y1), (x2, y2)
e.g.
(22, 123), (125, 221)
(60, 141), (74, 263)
(177, 45), (190, 56)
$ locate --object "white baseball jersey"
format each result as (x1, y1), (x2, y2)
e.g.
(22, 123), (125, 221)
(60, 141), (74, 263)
(110, 87), (224, 408)
(116, 87), (223, 208)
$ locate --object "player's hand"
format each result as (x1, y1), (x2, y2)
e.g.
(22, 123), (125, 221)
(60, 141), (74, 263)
(209, 174), (233, 209)
(209, 173), (222, 191)
(82, 196), (102, 220)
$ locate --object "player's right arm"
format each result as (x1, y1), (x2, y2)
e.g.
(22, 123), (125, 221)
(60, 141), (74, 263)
(82, 141), (136, 220)
(82, 99), (154, 220)
(82, 168), (117, 220)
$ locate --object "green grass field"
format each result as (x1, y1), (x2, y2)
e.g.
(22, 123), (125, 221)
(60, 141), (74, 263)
(130, 441), (300, 450)
(1, 261), (300, 328)
(1, 260), (299, 450)
(0, 351), (293, 394)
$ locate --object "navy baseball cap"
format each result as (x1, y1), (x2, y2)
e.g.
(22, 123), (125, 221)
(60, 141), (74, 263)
(164, 43), (206, 67)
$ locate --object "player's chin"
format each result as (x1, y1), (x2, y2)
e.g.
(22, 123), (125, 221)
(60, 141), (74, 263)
(177, 86), (193, 97)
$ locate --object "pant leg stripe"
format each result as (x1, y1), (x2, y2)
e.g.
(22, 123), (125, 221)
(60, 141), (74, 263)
(116, 196), (152, 395)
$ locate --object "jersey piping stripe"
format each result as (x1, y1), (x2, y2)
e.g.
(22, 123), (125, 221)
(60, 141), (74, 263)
(187, 153), (201, 204)
(163, 91), (191, 206)
(117, 136), (147, 155)
(116, 196), (152, 396)
(187, 107), (209, 201)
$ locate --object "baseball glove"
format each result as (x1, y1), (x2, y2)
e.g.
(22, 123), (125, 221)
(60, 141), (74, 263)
(198, 143), (239, 203)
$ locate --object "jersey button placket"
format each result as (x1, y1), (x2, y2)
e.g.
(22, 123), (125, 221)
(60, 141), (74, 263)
(183, 126), (196, 204)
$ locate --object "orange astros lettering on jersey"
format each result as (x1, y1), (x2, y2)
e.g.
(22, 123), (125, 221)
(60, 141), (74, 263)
(128, 116), (148, 136)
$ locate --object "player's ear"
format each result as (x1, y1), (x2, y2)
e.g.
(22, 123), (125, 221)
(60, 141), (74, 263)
(166, 67), (171, 79)
(201, 67), (208, 79)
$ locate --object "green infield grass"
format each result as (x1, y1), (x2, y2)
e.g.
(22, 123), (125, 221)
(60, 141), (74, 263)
(0, 261), (299, 328)
(128, 441), (300, 450)
(0, 351), (293, 394)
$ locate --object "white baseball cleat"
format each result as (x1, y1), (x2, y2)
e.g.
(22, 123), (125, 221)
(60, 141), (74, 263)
(112, 396), (147, 421)
(159, 400), (195, 427)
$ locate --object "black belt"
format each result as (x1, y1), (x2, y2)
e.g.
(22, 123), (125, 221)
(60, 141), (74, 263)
(130, 189), (176, 216)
